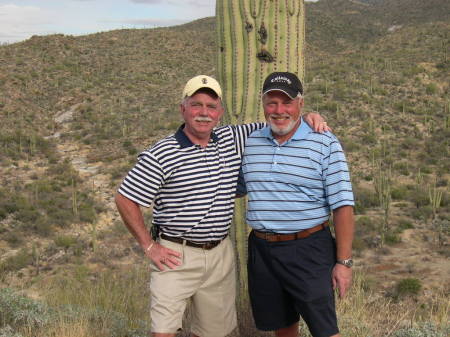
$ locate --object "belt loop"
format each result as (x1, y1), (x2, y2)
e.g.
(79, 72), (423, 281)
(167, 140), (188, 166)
(182, 239), (186, 264)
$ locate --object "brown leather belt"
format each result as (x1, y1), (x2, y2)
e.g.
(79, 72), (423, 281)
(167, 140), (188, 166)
(253, 221), (329, 242)
(160, 234), (227, 250)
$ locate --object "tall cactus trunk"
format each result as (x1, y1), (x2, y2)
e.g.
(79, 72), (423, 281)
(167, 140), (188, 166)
(217, 0), (305, 123)
(216, 1), (305, 335)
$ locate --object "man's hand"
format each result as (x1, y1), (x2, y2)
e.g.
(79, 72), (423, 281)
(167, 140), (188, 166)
(332, 264), (352, 298)
(146, 242), (182, 271)
(303, 112), (332, 133)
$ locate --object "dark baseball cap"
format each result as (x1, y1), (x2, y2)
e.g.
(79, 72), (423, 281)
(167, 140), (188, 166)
(262, 72), (303, 99)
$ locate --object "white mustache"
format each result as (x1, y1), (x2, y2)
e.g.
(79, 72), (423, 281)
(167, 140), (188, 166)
(269, 114), (291, 119)
(195, 117), (213, 122)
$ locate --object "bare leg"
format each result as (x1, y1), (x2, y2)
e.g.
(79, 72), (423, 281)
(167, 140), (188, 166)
(152, 333), (176, 337)
(275, 322), (299, 337)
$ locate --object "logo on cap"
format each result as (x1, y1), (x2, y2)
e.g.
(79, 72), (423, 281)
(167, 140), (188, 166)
(271, 76), (292, 85)
(202, 78), (208, 84)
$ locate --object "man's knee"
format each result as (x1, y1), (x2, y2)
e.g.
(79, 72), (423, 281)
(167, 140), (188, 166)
(275, 322), (299, 337)
(152, 333), (176, 337)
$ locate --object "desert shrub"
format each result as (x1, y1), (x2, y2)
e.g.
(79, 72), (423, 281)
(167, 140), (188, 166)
(352, 237), (368, 252)
(340, 138), (360, 152)
(397, 219), (414, 231)
(0, 249), (33, 274)
(46, 160), (81, 186)
(54, 235), (78, 250)
(407, 188), (429, 208)
(391, 185), (408, 200)
(411, 206), (433, 221)
(0, 285), (150, 337)
(393, 321), (450, 337)
(395, 278), (422, 297)
(361, 132), (377, 145)
(0, 325), (22, 337)
(425, 83), (439, 95)
(0, 288), (52, 329)
(3, 233), (23, 247)
(353, 186), (378, 214)
(109, 164), (131, 181)
(0, 131), (55, 161)
(385, 232), (401, 245)
(393, 162), (410, 176)
(356, 216), (377, 231)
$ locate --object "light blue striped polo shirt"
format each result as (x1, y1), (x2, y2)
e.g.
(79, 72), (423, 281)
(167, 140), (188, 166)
(241, 118), (354, 233)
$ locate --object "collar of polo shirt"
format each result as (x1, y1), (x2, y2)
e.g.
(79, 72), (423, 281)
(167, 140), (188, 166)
(175, 124), (219, 148)
(262, 117), (311, 143)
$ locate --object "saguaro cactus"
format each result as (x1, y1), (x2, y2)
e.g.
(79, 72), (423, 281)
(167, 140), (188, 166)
(216, 0), (305, 333)
(217, 0), (305, 123)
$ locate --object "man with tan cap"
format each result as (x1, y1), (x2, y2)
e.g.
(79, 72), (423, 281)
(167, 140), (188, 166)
(115, 75), (328, 337)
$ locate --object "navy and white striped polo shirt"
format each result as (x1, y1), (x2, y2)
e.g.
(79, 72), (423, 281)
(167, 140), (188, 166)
(241, 118), (354, 233)
(118, 123), (263, 242)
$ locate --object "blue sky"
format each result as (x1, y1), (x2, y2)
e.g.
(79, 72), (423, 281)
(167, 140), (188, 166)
(0, 0), (317, 44)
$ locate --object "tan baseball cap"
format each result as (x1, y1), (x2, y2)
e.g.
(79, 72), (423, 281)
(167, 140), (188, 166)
(182, 75), (222, 100)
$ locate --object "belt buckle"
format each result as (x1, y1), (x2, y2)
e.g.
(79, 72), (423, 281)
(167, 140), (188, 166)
(204, 240), (219, 250)
(203, 242), (213, 249)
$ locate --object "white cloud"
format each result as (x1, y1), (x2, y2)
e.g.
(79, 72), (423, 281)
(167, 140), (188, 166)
(0, 4), (57, 42)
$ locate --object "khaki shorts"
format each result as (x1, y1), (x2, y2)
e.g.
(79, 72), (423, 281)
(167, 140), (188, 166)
(150, 236), (237, 337)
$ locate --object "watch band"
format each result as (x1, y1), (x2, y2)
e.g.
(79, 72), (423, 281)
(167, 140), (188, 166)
(336, 259), (353, 268)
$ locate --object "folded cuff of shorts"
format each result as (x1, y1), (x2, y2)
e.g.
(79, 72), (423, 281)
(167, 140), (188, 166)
(255, 318), (299, 332)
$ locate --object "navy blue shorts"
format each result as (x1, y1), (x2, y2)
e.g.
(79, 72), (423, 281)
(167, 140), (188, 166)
(247, 227), (339, 337)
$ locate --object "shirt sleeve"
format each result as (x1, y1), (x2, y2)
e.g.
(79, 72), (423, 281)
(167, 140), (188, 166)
(322, 136), (355, 210)
(117, 151), (165, 207)
(235, 167), (248, 196)
(230, 123), (266, 157)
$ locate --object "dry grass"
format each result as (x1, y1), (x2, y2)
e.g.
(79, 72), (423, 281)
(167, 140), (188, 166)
(3, 269), (447, 337)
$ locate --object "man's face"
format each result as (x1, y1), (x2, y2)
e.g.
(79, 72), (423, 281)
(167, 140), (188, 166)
(263, 91), (303, 140)
(180, 90), (224, 141)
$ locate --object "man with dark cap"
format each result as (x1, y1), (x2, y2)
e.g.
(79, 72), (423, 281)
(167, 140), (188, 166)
(240, 72), (355, 337)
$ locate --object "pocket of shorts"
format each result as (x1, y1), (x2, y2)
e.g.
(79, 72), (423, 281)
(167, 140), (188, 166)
(297, 231), (335, 267)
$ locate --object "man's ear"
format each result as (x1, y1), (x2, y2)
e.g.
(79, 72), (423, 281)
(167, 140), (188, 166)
(299, 97), (305, 108)
(180, 100), (187, 118)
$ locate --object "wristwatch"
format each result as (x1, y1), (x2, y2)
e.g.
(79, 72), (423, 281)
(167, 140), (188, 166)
(336, 259), (353, 268)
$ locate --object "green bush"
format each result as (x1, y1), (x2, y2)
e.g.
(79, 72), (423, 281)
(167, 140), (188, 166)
(397, 219), (414, 231)
(0, 249), (33, 274)
(353, 186), (378, 214)
(395, 278), (422, 297)
(411, 206), (433, 221)
(393, 162), (410, 176)
(425, 83), (438, 95)
(385, 232), (401, 245)
(54, 235), (78, 250)
(391, 186), (408, 200)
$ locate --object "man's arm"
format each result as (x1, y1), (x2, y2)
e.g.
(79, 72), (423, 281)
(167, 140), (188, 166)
(331, 205), (355, 298)
(115, 193), (181, 270)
